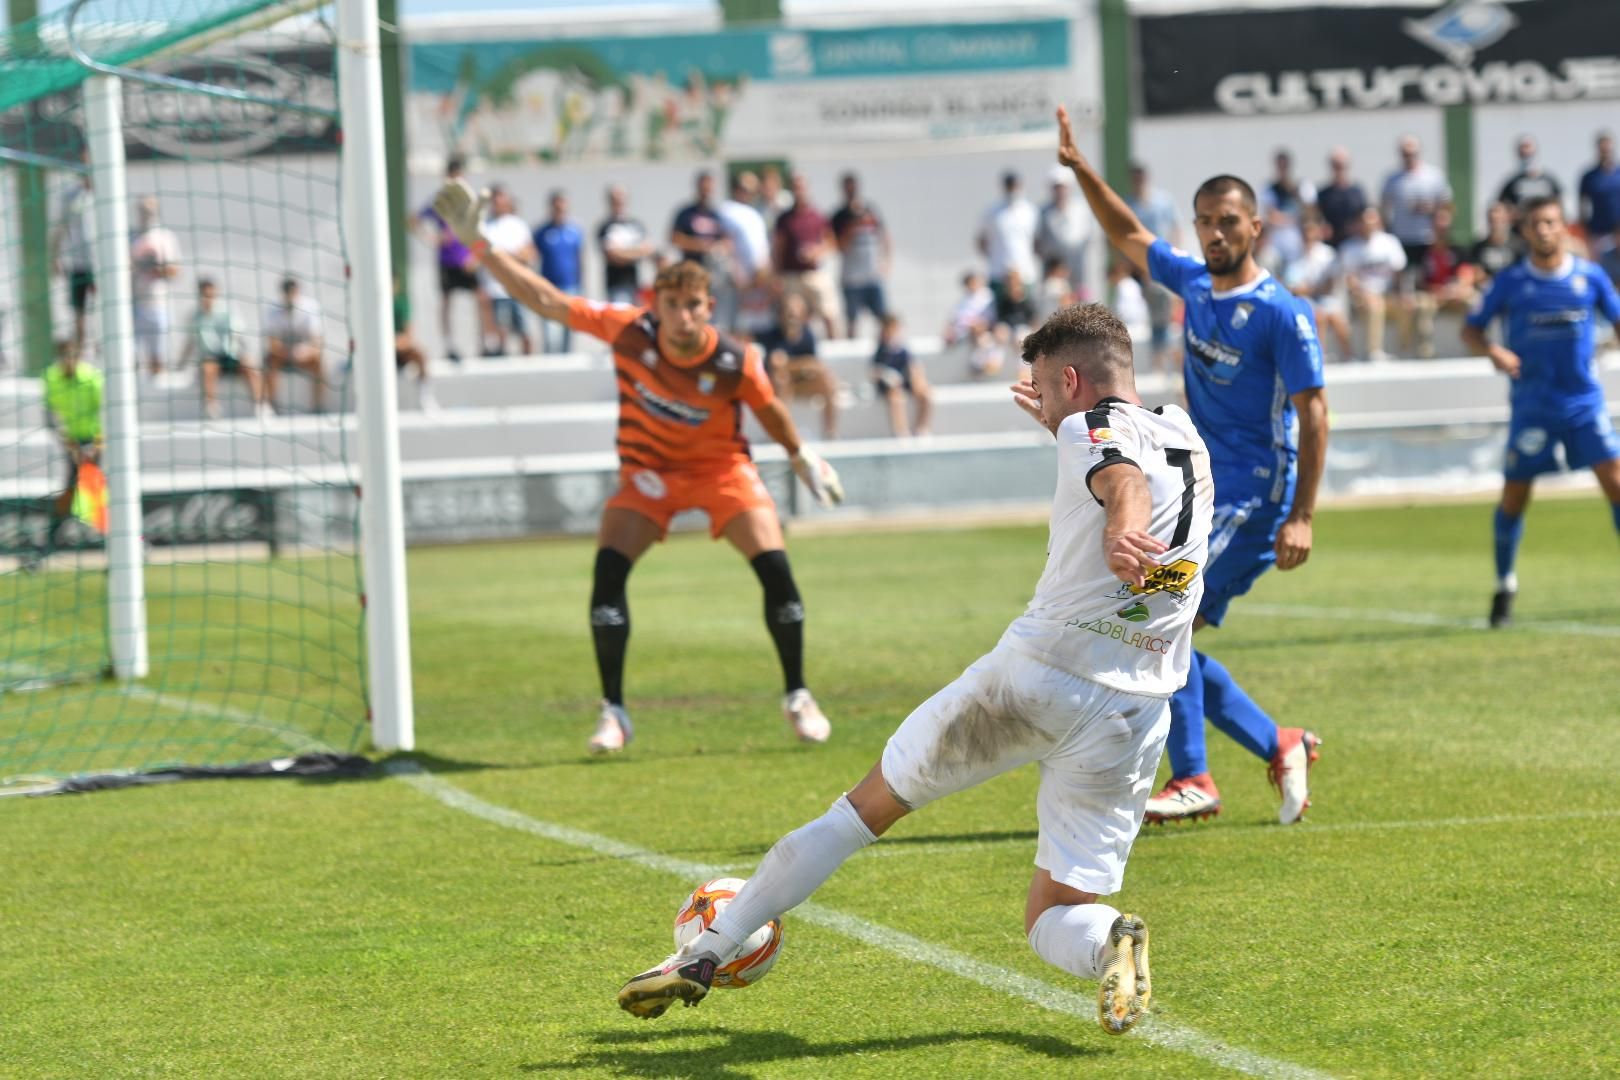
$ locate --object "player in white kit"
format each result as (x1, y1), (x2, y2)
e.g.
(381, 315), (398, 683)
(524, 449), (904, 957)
(618, 304), (1213, 1035)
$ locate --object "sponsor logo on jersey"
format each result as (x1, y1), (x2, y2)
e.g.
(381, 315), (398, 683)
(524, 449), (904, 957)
(1088, 427), (1116, 443)
(1064, 616), (1174, 654)
(634, 381), (711, 426)
(631, 469), (668, 499)
(1128, 558), (1200, 598)
(1117, 602), (1151, 622)
(716, 350), (740, 372)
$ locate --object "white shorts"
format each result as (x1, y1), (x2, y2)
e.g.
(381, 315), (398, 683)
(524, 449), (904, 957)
(133, 303), (169, 364)
(880, 644), (1170, 895)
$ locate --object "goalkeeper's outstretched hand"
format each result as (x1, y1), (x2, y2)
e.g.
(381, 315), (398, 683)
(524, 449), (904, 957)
(432, 178), (489, 248)
(792, 447), (844, 508)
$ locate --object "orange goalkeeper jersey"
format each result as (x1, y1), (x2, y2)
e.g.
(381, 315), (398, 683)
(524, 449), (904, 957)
(566, 298), (776, 471)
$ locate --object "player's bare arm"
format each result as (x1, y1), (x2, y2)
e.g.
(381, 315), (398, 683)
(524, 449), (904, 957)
(432, 179), (572, 324)
(1056, 105), (1156, 275)
(1090, 462), (1168, 590)
(1277, 386), (1328, 571)
(1461, 322), (1521, 378)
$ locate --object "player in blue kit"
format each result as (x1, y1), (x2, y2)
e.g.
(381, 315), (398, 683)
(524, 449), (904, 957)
(1461, 196), (1620, 628)
(1055, 106), (1328, 824)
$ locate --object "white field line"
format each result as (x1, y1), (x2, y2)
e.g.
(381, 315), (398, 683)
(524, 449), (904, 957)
(387, 760), (1336, 1080)
(1243, 603), (1620, 639)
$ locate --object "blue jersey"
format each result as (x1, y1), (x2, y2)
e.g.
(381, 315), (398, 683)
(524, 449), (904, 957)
(1466, 256), (1620, 423)
(1148, 240), (1325, 505)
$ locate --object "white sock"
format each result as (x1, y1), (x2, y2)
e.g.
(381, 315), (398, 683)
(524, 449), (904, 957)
(1027, 903), (1120, 980)
(700, 794), (876, 957)
(1498, 572), (1518, 593)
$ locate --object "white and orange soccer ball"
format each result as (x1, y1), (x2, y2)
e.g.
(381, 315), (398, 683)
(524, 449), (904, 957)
(672, 877), (783, 988)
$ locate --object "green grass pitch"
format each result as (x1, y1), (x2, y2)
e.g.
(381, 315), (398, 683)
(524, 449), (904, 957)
(3, 498), (1618, 1078)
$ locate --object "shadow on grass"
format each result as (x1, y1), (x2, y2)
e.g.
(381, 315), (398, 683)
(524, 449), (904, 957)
(521, 1025), (1100, 1077)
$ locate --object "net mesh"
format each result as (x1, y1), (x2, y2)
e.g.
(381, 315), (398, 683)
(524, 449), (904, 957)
(1, 0), (368, 788)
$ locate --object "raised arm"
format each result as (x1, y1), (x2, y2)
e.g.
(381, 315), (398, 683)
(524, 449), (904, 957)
(1089, 462), (1167, 590)
(432, 180), (572, 323)
(1056, 106), (1157, 277)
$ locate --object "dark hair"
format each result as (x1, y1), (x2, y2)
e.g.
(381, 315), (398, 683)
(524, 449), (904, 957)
(280, 276), (298, 293)
(1518, 195), (1565, 223)
(1020, 303), (1135, 386)
(445, 155), (465, 176)
(197, 277), (216, 292)
(1194, 174), (1258, 213)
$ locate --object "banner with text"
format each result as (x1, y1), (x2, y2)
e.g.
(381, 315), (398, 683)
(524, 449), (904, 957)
(1138, 0), (1620, 116)
(408, 19), (1076, 164)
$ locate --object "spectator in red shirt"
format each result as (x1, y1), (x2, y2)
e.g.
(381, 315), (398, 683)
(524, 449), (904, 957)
(772, 173), (838, 340)
(1397, 204), (1473, 358)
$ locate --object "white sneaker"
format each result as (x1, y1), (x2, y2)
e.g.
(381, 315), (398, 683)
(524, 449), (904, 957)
(1268, 728), (1322, 825)
(418, 384), (440, 412)
(204, 400), (223, 420)
(255, 402), (276, 422)
(783, 688), (830, 743)
(589, 700), (633, 754)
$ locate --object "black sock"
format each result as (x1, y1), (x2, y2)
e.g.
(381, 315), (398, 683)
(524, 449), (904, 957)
(590, 548), (633, 705)
(750, 549), (805, 693)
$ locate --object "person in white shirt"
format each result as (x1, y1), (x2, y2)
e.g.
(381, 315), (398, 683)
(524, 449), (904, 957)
(129, 195), (182, 376)
(1037, 169), (1095, 299)
(718, 172), (774, 338)
(1260, 149), (1317, 269)
(263, 276), (325, 412)
(944, 270), (1002, 377)
(1285, 214), (1351, 362)
(979, 171), (1040, 299)
(1339, 207), (1407, 362)
(617, 303), (1213, 1039)
(481, 186), (537, 356)
(1106, 257), (1151, 355)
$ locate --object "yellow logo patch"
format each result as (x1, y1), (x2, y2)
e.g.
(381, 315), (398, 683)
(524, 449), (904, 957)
(1129, 559), (1200, 597)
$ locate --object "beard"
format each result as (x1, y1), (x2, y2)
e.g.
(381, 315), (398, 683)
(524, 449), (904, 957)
(1204, 245), (1242, 274)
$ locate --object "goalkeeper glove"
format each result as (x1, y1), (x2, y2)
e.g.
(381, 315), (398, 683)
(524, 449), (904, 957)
(431, 178), (490, 249)
(792, 447), (844, 508)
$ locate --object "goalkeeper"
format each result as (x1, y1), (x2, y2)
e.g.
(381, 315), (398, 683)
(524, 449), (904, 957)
(433, 179), (846, 753)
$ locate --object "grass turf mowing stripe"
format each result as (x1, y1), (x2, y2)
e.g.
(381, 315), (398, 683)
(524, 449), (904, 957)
(1244, 603), (1620, 638)
(388, 760), (1337, 1080)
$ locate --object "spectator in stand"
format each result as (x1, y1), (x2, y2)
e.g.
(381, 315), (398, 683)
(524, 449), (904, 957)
(1261, 149), (1316, 268)
(1317, 146), (1368, 248)
(597, 185), (653, 307)
(263, 276), (325, 412)
(758, 293), (838, 440)
(1496, 135), (1562, 223)
(978, 170), (1039, 303)
(671, 170), (737, 331)
(1036, 168), (1094, 301)
(1381, 135), (1452, 291)
(179, 278), (265, 419)
(1034, 256), (1074, 324)
(1600, 226), (1620, 289)
(416, 156), (487, 363)
(51, 165), (95, 349)
(130, 195), (182, 377)
(994, 267), (1036, 338)
(1125, 162), (1183, 372)
(1286, 214), (1351, 363)
(944, 270), (1000, 378)
(719, 172), (774, 339)
(1469, 201), (1519, 284)
(1106, 256), (1151, 357)
(1579, 131), (1620, 256)
(756, 164), (793, 225)
(772, 172), (838, 340)
(830, 171), (891, 340)
(533, 189), (582, 353)
(1395, 203), (1471, 358)
(394, 276), (434, 411)
(1340, 207), (1407, 363)
(871, 314), (932, 438)
(477, 186), (536, 356)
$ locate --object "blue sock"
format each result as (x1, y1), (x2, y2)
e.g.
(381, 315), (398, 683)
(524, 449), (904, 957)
(1199, 652), (1279, 762)
(1493, 506), (1524, 588)
(1165, 652), (1209, 779)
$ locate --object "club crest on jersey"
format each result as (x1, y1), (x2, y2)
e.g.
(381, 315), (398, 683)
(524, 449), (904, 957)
(1231, 302), (1253, 329)
(698, 372), (716, 394)
(1572, 274), (1588, 296)
(640, 348), (659, 369)
(1088, 427), (1116, 444)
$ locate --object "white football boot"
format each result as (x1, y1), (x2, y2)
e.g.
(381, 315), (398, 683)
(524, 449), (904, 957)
(783, 688), (830, 743)
(588, 700), (634, 754)
(1269, 728), (1322, 824)
(1098, 914), (1151, 1035)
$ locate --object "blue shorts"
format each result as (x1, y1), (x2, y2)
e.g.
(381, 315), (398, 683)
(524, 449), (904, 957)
(491, 297), (526, 335)
(1199, 494), (1288, 628)
(1504, 409), (1620, 481)
(843, 283), (887, 324)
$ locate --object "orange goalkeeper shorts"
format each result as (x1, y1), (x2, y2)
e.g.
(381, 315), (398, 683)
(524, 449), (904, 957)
(605, 459), (776, 539)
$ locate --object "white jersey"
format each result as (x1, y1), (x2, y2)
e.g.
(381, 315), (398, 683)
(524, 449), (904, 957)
(1000, 400), (1213, 698)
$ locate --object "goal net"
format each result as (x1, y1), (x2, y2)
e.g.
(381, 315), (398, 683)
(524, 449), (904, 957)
(0, 0), (382, 789)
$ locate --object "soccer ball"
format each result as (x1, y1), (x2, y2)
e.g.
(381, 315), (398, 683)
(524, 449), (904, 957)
(673, 877), (783, 989)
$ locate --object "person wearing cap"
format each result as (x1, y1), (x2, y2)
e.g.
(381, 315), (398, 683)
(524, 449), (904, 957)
(978, 170), (1039, 305)
(263, 275), (325, 413)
